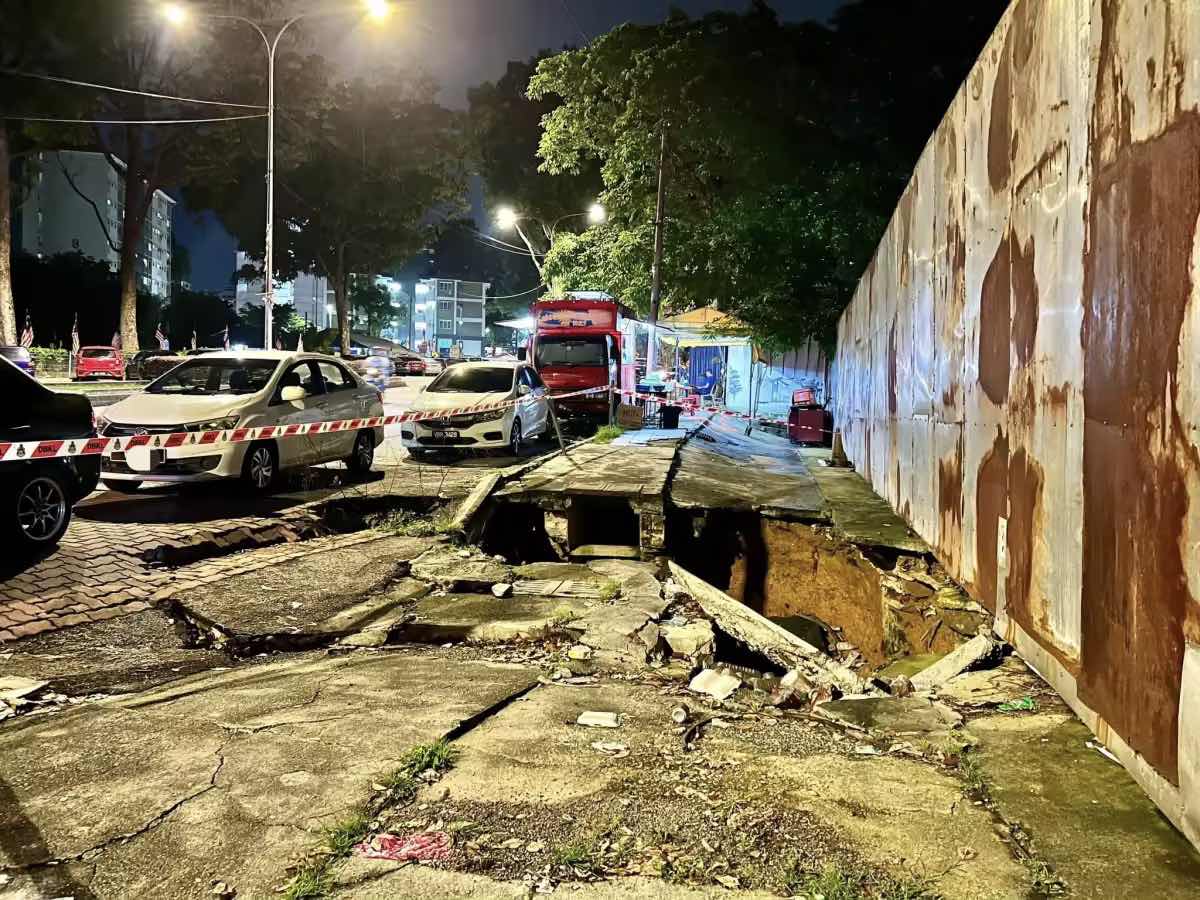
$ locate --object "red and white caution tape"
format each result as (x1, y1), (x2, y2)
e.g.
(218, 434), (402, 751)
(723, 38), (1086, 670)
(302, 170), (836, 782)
(0, 386), (609, 462)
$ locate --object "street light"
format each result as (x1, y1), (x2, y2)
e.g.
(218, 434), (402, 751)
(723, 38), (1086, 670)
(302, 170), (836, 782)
(587, 202), (606, 224)
(161, 1), (391, 349)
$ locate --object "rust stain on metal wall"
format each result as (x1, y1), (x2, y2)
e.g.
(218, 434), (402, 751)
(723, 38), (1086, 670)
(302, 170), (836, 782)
(832, 0), (1200, 840)
(979, 233), (1012, 404)
(1010, 236), (1039, 365)
(1080, 112), (1200, 782)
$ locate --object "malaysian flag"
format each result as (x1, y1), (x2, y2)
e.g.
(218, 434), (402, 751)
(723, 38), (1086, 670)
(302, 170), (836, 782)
(223, 325), (230, 351)
(112, 330), (121, 350)
(296, 332), (304, 352)
(19, 314), (33, 348)
(274, 335), (283, 350)
(71, 315), (80, 353)
(191, 329), (198, 350)
(154, 322), (166, 349)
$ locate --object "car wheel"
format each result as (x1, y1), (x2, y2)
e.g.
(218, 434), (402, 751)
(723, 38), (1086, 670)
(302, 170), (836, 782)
(11, 468), (72, 550)
(242, 442), (278, 492)
(101, 479), (143, 494)
(347, 430), (375, 475)
(509, 418), (523, 457)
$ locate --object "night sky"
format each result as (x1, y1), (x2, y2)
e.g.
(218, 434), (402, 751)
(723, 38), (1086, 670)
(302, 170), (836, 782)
(177, 0), (847, 293)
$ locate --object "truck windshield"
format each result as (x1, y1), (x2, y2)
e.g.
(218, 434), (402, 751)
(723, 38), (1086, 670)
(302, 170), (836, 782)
(426, 366), (515, 393)
(535, 336), (607, 367)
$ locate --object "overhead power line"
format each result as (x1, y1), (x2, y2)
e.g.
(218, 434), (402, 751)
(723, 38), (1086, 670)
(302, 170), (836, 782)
(471, 228), (543, 255)
(489, 283), (547, 300)
(472, 236), (544, 258)
(4, 113), (267, 124)
(0, 68), (267, 109)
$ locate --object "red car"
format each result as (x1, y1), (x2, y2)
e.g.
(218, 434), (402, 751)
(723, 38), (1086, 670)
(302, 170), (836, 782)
(73, 346), (125, 380)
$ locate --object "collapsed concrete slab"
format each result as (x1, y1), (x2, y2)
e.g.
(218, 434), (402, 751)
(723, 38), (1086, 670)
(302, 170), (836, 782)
(401, 594), (591, 643)
(163, 535), (437, 653)
(410, 547), (514, 592)
(909, 632), (1000, 692)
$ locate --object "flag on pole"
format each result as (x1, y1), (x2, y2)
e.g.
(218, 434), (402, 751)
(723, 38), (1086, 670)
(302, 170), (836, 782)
(191, 329), (198, 350)
(223, 325), (230, 351)
(296, 333), (304, 352)
(71, 315), (80, 353)
(112, 330), (121, 350)
(274, 335), (283, 350)
(154, 322), (166, 349)
(19, 314), (33, 348)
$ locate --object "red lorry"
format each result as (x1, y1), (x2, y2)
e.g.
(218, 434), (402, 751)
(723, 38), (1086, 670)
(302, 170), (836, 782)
(526, 297), (635, 422)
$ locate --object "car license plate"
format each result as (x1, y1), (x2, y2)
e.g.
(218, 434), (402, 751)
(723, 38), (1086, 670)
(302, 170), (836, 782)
(433, 430), (459, 440)
(125, 447), (166, 471)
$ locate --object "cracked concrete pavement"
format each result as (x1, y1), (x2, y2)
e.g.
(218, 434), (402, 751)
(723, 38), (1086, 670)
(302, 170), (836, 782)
(0, 653), (537, 899)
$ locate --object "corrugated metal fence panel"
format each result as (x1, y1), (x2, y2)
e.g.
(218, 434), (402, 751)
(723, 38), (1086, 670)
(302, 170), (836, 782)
(831, 0), (1200, 846)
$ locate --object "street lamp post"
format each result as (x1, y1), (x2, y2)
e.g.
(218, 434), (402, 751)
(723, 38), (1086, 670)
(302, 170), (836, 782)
(494, 203), (606, 278)
(162, 1), (391, 349)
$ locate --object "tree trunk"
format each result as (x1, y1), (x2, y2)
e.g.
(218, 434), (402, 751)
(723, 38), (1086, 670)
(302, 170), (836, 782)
(0, 127), (16, 345)
(335, 242), (351, 358)
(117, 134), (147, 351)
(647, 128), (668, 373)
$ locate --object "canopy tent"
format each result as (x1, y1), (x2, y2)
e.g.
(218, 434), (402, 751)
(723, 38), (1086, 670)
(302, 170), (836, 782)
(658, 307), (827, 419)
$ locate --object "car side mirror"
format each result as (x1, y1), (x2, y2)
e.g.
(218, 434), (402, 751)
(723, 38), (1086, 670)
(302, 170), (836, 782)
(517, 383), (531, 396)
(280, 385), (306, 403)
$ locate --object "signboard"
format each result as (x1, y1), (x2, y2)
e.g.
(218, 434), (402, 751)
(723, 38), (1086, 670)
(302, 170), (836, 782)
(536, 307), (616, 330)
(615, 403), (643, 429)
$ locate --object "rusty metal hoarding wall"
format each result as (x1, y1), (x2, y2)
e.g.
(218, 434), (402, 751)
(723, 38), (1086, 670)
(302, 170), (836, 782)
(832, 0), (1200, 847)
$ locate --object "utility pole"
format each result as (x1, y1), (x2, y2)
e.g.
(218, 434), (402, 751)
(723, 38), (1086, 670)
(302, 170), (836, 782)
(647, 128), (667, 374)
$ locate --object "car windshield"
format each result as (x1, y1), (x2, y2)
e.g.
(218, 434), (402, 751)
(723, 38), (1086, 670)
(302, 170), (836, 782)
(0, 347), (31, 362)
(80, 348), (115, 358)
(534, 336), (607, 367)
(426, 366), (514, 394)
(146, 358), (278, 395)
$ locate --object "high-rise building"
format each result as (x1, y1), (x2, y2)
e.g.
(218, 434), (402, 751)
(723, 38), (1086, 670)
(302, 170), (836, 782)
(15, 150), (175, 299)
(411, 278), (489, 356)
(234, 251), (334, 330)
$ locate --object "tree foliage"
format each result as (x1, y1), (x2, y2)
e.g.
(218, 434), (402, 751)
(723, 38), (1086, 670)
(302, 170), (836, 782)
(531, 0), (1006, 351)
(467, 55), (602, 271)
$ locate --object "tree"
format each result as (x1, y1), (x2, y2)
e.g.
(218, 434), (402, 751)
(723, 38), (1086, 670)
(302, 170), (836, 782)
(280, 74), (466, 356)
(531, 1), (1006, 350)
(467, 55), (602, 275)
(163, 288), (236, 349)
(0, 1), (99, 344)
(348, 275), (395, 338)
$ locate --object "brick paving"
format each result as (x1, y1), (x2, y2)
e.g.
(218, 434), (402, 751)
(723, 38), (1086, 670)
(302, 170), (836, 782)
(0, 457), (497, 644)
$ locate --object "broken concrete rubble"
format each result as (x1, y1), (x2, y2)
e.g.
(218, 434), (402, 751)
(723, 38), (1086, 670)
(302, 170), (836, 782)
(661, 620), (715, 659)
(688, 668), (741, 701)
(909, 632), (1001, 692)
(410, 546), (514, 592)
(668, 561), (870, 695)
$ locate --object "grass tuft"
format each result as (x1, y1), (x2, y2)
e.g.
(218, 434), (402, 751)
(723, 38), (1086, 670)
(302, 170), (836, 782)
(369, 508), (455, 537)
(597, 579), (621, 602)
(593, 425), (625, 444)
(786, 862), (941, 900)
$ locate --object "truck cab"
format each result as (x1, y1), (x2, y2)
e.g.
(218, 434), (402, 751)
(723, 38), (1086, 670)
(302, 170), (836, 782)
(528, 298), (626, 421)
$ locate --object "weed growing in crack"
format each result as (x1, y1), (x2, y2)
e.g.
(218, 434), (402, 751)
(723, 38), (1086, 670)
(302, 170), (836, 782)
(593, 425), (625, 444)
(281, 809), (369, 900)
(786, 862), (941, 900)
(1021, 856), (1067, 896)
(280, 740), (461, 899)
(597, 579), (621, 602)
(398, 739), (459, 776)
(553, 839), (594, 868)
(369, 508), (455, 538)
(956, 748), (988, 797)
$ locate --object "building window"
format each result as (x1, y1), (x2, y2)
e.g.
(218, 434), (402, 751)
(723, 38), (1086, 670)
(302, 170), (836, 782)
(438, 318), (452, 333)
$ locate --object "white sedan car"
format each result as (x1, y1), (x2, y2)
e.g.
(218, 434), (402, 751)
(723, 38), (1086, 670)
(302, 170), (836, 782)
(97, 351), (385, 492)
(401, 361), (550, 457)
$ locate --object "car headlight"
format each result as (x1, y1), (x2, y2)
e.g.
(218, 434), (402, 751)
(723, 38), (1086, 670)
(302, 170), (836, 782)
(452, 409), (504, 427)
(185, 416), (240, 432)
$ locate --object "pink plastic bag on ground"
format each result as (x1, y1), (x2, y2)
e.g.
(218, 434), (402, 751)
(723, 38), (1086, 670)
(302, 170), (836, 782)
(355, 831), (453, 862)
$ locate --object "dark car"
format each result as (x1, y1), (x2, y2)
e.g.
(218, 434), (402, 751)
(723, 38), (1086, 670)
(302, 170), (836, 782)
(125, 349), (184, 381)
(1, 357), (101, 551)
(0, 346), (36, 378)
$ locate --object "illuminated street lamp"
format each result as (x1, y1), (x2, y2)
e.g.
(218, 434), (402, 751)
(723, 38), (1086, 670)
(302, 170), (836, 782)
(162, 1), (391, 349)
(587, 202), (606, 224)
